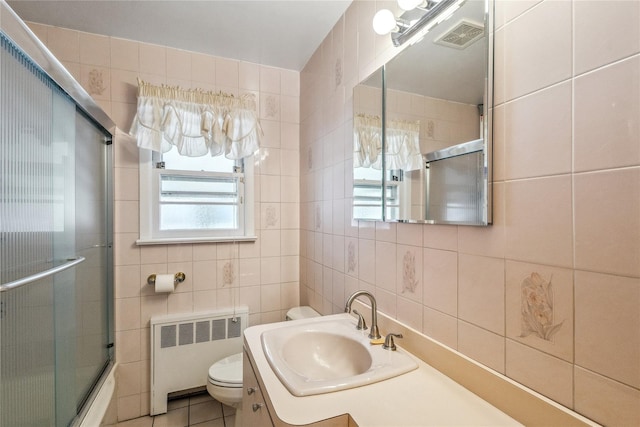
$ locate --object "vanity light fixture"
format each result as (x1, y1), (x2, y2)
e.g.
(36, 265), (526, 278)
(372, 8), (398, 35)
(373, 0), (466, 46)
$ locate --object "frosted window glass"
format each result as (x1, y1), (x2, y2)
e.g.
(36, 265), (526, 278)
(160, 204), (238, 230)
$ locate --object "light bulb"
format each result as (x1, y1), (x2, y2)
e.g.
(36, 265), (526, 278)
(372, 9), (397, 35)
(397, 0), (423, 11)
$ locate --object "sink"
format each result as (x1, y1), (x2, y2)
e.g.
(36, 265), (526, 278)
(260, 315), (418, 396)
(279, 331), (373, 380)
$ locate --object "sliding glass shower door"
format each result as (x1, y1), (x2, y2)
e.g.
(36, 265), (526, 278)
(69, 109), (113, 420)
(0, 31), (114, 427)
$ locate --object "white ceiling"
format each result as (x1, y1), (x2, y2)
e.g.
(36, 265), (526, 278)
(7, 0), (352, 71)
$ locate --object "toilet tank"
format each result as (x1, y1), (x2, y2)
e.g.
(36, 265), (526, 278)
(285, 306), (320, 321)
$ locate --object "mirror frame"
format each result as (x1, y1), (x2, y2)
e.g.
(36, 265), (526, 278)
(353, 0), (494, 226)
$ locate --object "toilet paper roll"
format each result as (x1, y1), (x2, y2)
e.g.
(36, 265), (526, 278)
(154, 274), (175, 293)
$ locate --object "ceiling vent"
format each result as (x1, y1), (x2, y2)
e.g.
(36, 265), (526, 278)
(435, 20), (484, 49)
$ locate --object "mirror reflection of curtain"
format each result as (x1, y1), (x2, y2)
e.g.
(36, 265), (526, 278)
(353, 114), (421, 171)
(353, 114), (382, 169)
(385, 119), (421, 171)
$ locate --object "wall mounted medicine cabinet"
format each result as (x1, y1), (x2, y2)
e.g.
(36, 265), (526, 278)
(353, 0), (494, 226)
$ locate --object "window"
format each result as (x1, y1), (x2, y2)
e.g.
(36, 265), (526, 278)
(352, 166), (399, 221)
(138, 147), (256, 244)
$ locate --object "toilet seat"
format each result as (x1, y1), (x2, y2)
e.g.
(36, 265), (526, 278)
(208, 352), (242, 388)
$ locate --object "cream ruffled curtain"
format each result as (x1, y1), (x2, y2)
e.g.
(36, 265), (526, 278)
(353, 114), (382, 169)
(353, 114), (421, 171)
(385, 119), (422, 171)
(130, 79), (261, 159)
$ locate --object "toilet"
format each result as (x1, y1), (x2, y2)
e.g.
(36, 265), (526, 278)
(284, 305), (321, 321)
(206, 306), (320, 426)
(206, 352), (243, 407)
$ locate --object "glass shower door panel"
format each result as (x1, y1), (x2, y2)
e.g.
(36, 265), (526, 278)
(73, 111), (111, 411)
(1, 28), (113, 427)
(0, 281), (56, 426)
(52, 90), (78, 427)
(0, 33), (58, 427)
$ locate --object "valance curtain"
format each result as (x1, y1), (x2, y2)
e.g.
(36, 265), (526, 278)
(130, 79), (261, 159)
(353, 114), (421, 171)
(385, 118), (422, 171)
(353, 114), (382, 169)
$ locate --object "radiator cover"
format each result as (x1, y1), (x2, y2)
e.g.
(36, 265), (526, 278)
(150, 307), (249, 415)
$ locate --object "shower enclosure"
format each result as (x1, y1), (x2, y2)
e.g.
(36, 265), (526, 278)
(0, 5), (115, 426)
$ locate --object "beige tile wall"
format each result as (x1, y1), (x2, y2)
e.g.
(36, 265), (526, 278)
(24, 0), (640, 424)
(299, 1), (639, 426)
(28, 22), (300, 422)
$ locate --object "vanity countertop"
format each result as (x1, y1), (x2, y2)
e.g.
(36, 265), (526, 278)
(243, 313), (523, 427)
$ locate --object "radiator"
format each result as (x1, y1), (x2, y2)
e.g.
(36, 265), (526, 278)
(150, 307), (249, 415)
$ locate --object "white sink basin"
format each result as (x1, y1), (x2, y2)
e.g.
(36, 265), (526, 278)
(260, 316), (418, 396)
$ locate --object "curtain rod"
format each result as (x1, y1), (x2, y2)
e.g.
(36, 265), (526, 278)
(137, 78), (257, 111)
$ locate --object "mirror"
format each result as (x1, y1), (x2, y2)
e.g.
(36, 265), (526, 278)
(352, 68), (384, 221)
(353, 0), (493, 225)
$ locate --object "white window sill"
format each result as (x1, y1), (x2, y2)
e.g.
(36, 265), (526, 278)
(136, 236), (258, 246)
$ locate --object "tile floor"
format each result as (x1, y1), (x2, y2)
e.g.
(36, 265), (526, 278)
(109, 394), (235, 427)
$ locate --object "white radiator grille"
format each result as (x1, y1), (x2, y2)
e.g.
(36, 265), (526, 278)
(150, 307), (248, 415)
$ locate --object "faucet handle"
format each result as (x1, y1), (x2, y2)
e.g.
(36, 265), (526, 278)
(352, 309), (368, 331)
(382, 333), (403, 351)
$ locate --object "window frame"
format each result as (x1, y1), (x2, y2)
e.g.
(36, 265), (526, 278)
(137, 148), (256, 245)
(352, 178), (399, 221)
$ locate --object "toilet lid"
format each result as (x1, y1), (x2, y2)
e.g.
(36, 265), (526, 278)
(208, 352), (243, 387)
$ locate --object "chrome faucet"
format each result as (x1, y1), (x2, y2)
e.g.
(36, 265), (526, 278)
(352, 309), (367, 331)
(344, 290), (381, 339)
(382, 333), (403, 351)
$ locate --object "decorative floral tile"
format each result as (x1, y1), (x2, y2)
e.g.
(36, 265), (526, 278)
(261, 203), (279, 229)
(346, 239), (358, 277)
(263, 94), (279, 119)
(519, 272), (564, 341)
(506, 261), (574, 362)
(88, 68), (107, 95)
(396, 245), (422, 303)
(265, 205), (277, 227)
(217, 259), (238, 289)
(81, 65), (110, 101)
(427, 120), (435, 138)
(335, 57), (343, 89)
(222, 260), (235, 287)
(315, 203), (322, 231)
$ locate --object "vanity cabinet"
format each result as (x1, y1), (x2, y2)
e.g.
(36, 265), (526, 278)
(242, 350), (274, 427)
(242, 348), (354, 427)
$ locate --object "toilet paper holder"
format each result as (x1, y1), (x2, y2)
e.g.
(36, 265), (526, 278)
(147, 272), (186, 286)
